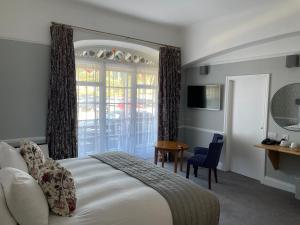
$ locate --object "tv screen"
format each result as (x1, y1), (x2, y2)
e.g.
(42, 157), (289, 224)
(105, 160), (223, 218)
(187, 85), (221, 110)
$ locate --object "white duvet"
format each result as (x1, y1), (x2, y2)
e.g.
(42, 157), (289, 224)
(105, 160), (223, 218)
(49, 157), (173, 225)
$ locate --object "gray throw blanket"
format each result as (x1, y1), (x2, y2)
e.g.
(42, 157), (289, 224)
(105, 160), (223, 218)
(92, 152), (220, 225)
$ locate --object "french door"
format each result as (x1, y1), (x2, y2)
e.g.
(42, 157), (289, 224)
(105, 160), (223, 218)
(76, 61), (158, 158)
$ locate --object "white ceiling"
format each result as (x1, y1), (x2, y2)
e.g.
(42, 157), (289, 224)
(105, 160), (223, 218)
(68, 0), (287, 26)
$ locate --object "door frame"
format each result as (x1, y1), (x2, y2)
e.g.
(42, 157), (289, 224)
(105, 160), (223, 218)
(223, 74), (270, 181)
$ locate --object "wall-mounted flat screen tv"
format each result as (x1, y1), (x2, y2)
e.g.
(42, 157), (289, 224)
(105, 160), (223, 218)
(187, 85), (221, 110)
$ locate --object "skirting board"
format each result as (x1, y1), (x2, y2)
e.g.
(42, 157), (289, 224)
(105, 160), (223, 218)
(262, 176), (295, 193)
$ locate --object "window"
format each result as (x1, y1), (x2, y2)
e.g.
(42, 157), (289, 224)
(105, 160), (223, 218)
(76, 47), (158, 159)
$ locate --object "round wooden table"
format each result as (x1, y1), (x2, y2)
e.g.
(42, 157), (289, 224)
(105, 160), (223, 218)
(154, 141), (189, 173)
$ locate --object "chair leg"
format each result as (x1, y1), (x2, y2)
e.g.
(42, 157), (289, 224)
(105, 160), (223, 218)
(208, 168), (212, 189)
(186, 162), (190, 179)
(214, 168), (218, 183)
(194, 166), (198, 177)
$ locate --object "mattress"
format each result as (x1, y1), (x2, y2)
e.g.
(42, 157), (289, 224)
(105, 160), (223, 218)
(49, 157), (173, 225)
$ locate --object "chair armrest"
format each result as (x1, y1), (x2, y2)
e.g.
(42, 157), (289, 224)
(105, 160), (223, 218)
(194, 147), (209, 155)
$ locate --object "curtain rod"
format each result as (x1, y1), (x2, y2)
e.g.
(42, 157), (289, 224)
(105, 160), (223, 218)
(51, 22), (179, 49)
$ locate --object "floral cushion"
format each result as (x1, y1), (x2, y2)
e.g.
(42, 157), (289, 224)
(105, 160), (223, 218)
(38, 160), (77, 216)
(20, 141), (46, 180)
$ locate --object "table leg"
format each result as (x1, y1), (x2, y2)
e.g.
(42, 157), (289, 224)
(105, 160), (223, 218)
(161, 150), (165, 168)
(180, 150), (184, 172)
(174, 151), (178, 173)
(154, 147), (158, 165)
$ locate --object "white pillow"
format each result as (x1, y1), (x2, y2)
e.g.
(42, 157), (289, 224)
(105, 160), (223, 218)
(0, 184), (17, 225)
(0, 142), (28, 172)
(0, 167), (49, 225)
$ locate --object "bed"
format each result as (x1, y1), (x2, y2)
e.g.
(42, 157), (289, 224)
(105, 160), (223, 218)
(0, 141), (219, 225)
(48, 152), (220, 225)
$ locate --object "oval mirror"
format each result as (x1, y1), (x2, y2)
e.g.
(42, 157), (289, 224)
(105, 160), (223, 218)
(271, 83), (300, 131)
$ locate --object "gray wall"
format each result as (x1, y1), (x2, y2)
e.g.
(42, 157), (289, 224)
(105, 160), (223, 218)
(0, 39), (50, 140)
(180, 56), (300, 185)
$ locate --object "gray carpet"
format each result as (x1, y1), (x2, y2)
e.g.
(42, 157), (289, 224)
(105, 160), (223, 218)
(159, 160), (300, 225)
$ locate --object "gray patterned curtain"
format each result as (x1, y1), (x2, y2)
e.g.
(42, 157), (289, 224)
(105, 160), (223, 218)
(158, 47), (181, 141)
(46, 24), (78, 160)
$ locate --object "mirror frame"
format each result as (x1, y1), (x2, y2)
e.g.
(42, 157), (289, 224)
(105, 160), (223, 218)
(271, 83), (300, 132)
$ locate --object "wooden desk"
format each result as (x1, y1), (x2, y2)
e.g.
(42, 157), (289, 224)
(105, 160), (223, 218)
(255, 144), (300, 170)
(154, 141), (189, 173)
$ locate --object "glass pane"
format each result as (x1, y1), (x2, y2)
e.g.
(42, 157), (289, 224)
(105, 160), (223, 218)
(137, 88), (146, 103)
(76, 66), (99, 82)
(76, 67), (87, 81)
(145, 74), (155, 85)
(86, 86), (95, 103)
(106, 71), (130, 87)
(78, 103), (98, 120)
(78, 86), (87, 103)
(127, 74), (132, 87)
(107, 88), (126, 103)
(137, 73), (145, 85)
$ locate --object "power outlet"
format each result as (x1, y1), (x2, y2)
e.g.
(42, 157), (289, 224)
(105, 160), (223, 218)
(268, 132), (277, 140)
(282, 134), (289, 141)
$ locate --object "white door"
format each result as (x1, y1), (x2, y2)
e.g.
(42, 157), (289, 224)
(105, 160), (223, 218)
(227, 75), (269, 181)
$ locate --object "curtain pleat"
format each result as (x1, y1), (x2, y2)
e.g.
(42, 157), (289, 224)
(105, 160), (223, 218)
(46, 24), (78, 160)
(158, 47), (181, 141)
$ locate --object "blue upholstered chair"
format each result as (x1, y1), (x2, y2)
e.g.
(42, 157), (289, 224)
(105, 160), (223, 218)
(194, 133), (223, 156)
(186, 134), (223, 189)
